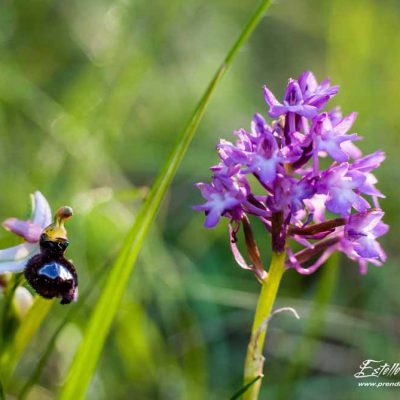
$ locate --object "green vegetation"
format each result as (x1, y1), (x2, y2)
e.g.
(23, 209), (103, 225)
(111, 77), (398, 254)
(0, 1), (397, 399)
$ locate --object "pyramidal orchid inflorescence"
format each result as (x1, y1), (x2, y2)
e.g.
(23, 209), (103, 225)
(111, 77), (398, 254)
(194, 71), (388, 277)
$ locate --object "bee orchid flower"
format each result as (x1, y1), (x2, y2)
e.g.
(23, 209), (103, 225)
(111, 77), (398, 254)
(1, 191), (78, 304)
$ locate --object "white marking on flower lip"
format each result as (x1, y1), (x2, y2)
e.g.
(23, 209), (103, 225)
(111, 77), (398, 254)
(38, 263), (73, 280)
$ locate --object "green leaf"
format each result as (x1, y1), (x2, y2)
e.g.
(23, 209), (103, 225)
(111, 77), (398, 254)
(59, 1), (273, 399)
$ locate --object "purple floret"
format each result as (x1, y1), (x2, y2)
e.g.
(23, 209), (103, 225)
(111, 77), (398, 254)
(194, 71), (388, 276)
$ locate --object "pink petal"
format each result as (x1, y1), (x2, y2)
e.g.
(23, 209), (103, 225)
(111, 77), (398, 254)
(335, 112), (357, 134)
(2, 218), (43, 243)
(263, 85), (280, 107)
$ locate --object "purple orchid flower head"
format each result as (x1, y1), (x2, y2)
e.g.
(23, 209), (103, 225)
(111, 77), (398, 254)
(194, 71), (388, 278)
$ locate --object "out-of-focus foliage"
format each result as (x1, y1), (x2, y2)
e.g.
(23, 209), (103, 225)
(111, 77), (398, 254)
(0, 0), (398, 399)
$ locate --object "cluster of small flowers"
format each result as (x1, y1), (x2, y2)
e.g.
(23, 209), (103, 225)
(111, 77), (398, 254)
(194, 71), (388, 276)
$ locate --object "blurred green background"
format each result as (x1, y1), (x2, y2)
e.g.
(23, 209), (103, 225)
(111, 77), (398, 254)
(0, 0), (398, 399)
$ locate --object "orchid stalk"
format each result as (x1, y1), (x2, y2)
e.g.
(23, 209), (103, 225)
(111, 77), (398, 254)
(243, 250), (286, 399)
(194, 71), (388, 398)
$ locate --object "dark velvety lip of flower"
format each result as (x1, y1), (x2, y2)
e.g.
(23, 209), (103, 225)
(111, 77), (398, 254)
(194, 70), (388, 276)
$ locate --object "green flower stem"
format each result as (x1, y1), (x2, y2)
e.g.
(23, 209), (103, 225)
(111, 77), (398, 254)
(243, 250), (286, 400)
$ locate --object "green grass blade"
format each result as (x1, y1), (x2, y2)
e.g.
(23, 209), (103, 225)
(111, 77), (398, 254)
(59, 1), (273, 399)
(0, 379), (4, 400)
(1, 297), (53, 384)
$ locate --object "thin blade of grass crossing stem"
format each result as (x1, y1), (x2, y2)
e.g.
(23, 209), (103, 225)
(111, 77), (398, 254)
(230, 375), (262, 400)
(59, 1), (273, 399)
